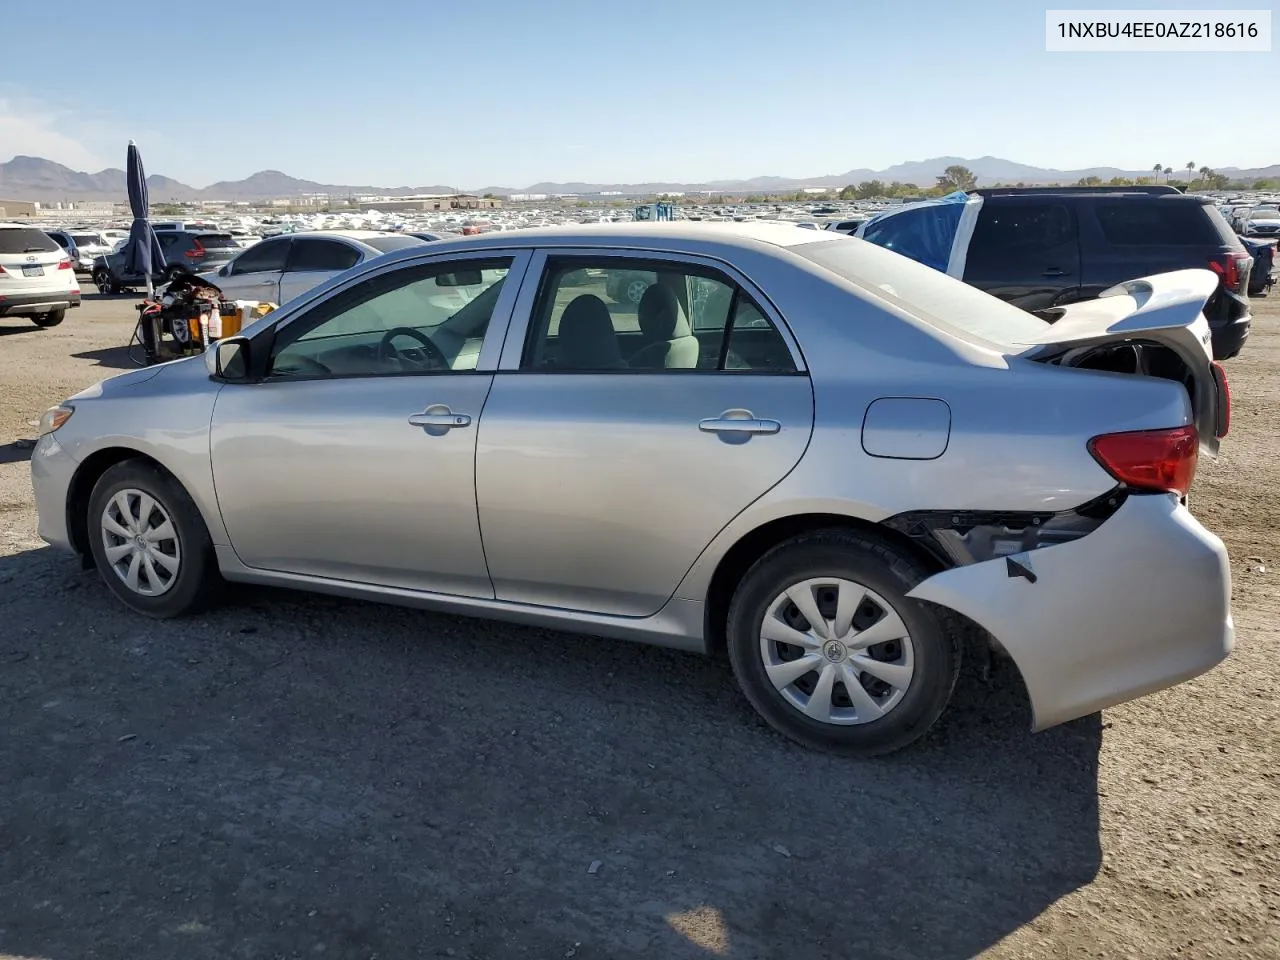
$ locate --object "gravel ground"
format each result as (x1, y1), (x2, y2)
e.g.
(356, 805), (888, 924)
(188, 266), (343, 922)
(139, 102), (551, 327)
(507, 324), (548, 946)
(0, 291), (1276, 960)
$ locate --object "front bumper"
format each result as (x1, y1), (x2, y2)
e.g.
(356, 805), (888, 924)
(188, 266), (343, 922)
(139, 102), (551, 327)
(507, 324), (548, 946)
(30, 431), (80, 553)
(0, 289), (81, 316)
(908, 493), (1233, 731)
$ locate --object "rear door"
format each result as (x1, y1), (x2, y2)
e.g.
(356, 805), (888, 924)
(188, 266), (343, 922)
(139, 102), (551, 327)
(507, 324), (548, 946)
(474, 249), (815, 617)
(278, 237), (363, 305)
(962, 198), (1082, 314)
(217, 236), (291, 301)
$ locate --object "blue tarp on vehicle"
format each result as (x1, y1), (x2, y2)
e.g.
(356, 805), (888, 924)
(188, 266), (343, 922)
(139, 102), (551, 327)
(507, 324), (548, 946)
(856, 191), (979, 274)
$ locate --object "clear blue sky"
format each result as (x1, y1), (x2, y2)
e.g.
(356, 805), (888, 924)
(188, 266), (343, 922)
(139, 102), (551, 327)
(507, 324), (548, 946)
(1, 0), (1274, 188)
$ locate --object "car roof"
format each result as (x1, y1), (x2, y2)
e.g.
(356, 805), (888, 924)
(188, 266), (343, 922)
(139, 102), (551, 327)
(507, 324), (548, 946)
(274, 230), (409, 241)
(369, 221), (846, 266)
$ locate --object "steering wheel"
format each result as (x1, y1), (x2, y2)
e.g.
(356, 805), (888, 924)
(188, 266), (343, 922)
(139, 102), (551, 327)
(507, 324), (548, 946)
(377, 327), (449, 370)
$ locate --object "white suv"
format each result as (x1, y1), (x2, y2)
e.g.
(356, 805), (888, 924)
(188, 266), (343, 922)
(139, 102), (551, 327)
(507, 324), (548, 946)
(0, 224), (81, 328)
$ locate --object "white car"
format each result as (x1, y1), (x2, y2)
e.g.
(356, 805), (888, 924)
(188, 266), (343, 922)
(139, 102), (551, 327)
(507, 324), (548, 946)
(197, 230), (427, 306)
(68, 231), (116, 272)
(0, 223), (81, 328)
(1240, 206), (1280, 238)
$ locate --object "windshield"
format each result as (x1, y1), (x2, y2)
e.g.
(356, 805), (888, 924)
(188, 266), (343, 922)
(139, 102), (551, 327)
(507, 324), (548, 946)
(1249, 207), (1280, 218)
(791, 237), (1049, 348)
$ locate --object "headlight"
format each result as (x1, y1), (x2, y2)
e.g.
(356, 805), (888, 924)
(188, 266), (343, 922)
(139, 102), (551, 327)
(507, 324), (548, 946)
(38, 404), (74, 435)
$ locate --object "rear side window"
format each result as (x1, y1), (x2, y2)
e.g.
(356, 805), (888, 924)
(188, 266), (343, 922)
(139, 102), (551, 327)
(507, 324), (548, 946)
(970, 203), (1073, 250)
(288, 238), (361, 272)
(1095, 201), (1222, 245)
(0, 228), (59, 254)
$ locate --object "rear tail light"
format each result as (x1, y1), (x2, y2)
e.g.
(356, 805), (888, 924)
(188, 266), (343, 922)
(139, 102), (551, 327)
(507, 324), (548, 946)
(185, 239), (206, 259)
(57, 258), (73, 270)
(1211, 361), (1231, 438)
(1206, 252), (1251, 291)
(1088, 425), (1199, 497)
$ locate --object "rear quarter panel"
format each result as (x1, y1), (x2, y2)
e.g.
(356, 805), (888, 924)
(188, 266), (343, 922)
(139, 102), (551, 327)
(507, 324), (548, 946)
(675, 301), (1195, 602)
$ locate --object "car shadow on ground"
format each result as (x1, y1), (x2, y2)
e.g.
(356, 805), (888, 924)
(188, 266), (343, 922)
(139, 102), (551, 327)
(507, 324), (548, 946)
(0, 441), (34, 464)
(71, 343), (145, 371)
(0, 545), (1101, 960)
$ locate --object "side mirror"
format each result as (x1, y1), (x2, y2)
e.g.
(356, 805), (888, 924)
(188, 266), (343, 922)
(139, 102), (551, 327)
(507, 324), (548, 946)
(218, 265), (229, 277)
(209, 336), (251, 380)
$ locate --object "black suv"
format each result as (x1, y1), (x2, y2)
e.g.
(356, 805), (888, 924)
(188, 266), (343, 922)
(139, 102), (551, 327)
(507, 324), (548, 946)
(862, 185), (1254, 359)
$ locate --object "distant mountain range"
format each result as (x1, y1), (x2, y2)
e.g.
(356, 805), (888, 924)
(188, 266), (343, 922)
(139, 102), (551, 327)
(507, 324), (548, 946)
(3, 154), (1280, 203)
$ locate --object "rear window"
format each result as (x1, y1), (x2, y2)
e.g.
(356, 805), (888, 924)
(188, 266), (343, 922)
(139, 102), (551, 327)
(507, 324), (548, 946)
(0, 228), (60, 254)
(1095, 201), (1225, 246)
(792, 237), (1049, 348)
(195, 233), (240, 249)
(365, 235), (426, 253)
(71, 234), (100, 245)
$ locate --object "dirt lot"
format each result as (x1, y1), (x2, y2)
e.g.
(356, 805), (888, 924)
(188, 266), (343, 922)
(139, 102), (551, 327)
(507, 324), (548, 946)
(0, 290), (1277, 960)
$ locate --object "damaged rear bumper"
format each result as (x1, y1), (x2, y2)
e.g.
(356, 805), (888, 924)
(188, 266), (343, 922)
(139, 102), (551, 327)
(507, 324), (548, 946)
(907, 493), (1233, 731)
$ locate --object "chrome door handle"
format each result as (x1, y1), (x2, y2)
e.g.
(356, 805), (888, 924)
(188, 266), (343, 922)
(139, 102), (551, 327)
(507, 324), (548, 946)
(408, 406), (471, 429)
(698, 409), (781, 435)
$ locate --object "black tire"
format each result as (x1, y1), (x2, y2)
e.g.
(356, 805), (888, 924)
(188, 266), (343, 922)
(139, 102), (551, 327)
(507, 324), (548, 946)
(31, 309), (65, 328)
(86, 459), (223, 618)
(92, 267), (112, 293)
(726, 529), (961, 757)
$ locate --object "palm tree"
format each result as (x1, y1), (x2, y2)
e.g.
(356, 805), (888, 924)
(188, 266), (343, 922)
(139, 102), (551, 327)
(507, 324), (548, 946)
(1163, 166), (1173, 182)
(1199, 165), (1212, 187)
(1186, 161), (1196, 181)
(1153, 163), (1164, 181)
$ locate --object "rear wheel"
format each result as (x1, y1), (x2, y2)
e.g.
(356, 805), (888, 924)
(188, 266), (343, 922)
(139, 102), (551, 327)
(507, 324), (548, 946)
(87, 460), (222, 618)
(726, 529), (960, 756)
(31, 309), (65, 328)
(92, 267), (119, 294)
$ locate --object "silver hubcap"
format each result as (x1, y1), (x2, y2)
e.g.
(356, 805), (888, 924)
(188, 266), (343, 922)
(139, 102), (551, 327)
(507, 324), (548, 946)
(759, 577), (915, 725)
(100, 488), (181, 597)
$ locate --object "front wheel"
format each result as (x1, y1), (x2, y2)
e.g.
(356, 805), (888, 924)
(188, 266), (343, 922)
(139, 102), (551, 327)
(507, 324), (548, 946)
(726, 529), (960, 756)
(31, 309), (65, 328)
(87, 460), (222, 618)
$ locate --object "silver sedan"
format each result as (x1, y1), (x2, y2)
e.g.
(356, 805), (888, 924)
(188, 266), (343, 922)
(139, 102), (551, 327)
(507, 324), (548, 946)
(31, 223), (1235, 755)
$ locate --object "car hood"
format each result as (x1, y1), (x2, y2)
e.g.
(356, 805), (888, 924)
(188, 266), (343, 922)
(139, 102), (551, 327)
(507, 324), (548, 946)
(66, 353), (205, 400)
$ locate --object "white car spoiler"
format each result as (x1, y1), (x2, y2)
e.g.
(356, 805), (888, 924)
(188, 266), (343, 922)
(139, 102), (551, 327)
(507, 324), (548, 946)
(1012, 268), (1226, 455)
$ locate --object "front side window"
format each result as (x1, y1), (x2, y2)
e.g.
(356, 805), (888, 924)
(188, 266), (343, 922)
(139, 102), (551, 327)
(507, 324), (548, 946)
(231, 238), (290, 275)
(971, 203), (1073, 251)
(269, 258), (512, 379)
(520, 257), (796, 373)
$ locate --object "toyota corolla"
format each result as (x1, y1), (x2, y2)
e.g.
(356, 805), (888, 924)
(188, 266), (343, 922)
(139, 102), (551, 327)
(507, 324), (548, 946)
(30, 223), (1234, 755)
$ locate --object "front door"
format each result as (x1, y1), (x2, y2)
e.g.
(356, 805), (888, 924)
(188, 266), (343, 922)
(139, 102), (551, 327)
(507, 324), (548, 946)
(474, 251), (815, 617)
(962, 199), (1083, 314)
(218, 236), (291, 302)
(210, 252), (526, 597)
